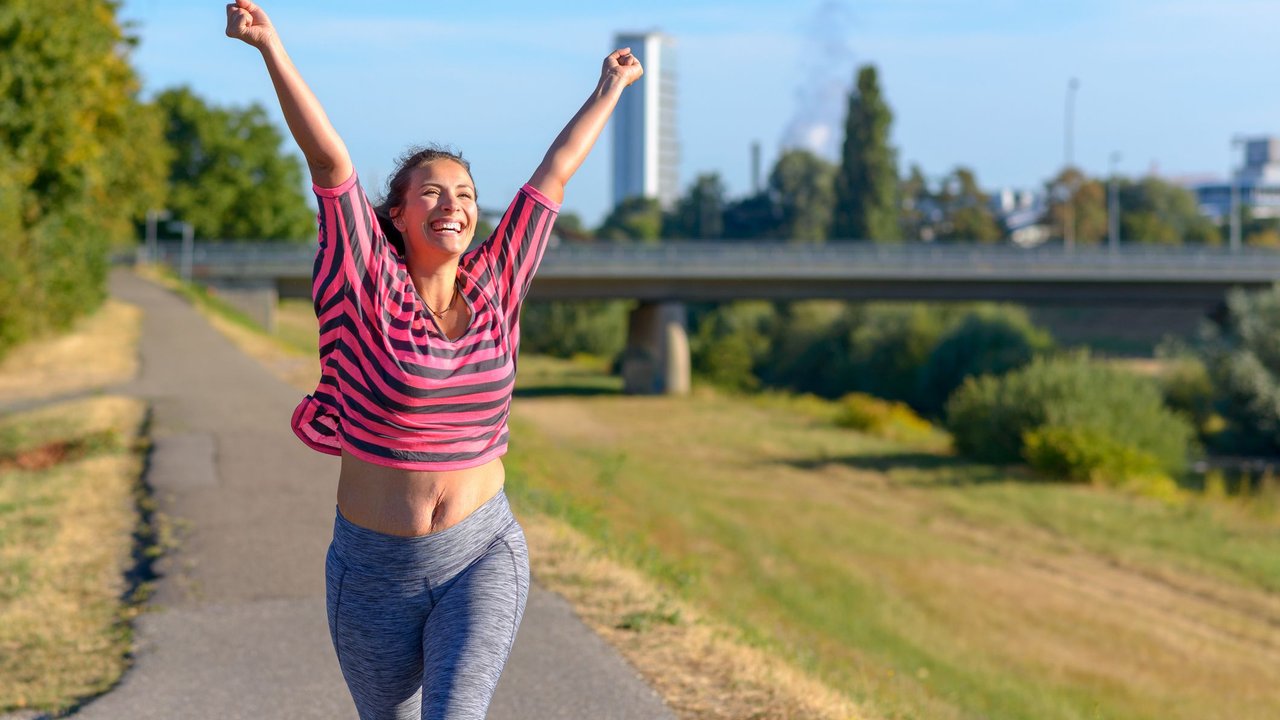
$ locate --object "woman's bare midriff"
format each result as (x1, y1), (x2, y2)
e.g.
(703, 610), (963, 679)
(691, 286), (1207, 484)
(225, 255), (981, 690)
(337, 452), (506, 537)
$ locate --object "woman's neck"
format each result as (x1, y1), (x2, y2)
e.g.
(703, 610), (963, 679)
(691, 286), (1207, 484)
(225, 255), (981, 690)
(404, 249), (462, 313)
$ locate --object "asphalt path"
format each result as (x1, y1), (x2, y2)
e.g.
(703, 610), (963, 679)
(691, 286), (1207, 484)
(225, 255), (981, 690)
(66, 270), (673, 720)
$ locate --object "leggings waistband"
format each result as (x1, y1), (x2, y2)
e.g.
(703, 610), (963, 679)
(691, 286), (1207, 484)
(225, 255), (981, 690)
(330, 490), (515, 577)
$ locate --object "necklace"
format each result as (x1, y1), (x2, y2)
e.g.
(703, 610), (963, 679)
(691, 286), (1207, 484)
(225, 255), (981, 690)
(421, 281), (459, 319)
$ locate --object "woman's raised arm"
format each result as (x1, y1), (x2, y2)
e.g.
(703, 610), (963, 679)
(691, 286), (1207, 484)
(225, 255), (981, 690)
(528, 49), (644, 204)
(225, 0), (352, 187)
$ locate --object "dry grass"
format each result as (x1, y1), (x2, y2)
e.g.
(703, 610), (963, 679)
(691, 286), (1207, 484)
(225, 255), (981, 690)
(0, 396), (149, 715)
(0, 300), (140, 405)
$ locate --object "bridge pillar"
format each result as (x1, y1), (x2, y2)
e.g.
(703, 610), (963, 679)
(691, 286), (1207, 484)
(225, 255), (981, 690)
(621, 301), (690, 396)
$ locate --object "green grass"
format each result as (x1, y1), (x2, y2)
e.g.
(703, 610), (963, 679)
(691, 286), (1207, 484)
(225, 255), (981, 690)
(503, 354), (1280, 720)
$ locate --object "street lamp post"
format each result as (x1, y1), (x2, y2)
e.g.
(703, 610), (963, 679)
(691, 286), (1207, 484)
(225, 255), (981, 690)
(1063, 77), (1080, 251)
(1229, 136), (1247, 253)
(145, 209), (171, 263)
(169, 221), (195, 281)
(1108, 151), (1122, 252)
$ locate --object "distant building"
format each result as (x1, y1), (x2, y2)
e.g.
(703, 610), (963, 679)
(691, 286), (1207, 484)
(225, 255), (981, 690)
(1192, 136), (1280, 221)
(612, 31), (679, 210)
(990, 188), (1051, 248)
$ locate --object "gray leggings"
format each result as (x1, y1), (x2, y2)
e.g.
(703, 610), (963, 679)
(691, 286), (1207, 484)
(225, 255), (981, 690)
(325, 491), (530, 720)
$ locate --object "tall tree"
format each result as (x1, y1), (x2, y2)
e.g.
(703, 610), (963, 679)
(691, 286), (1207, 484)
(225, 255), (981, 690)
(832, 65), (901, 242)
(664, 173), (726, 240)
(900, 164), (936, 241)
(0, 0), (168, 355)
(935, 167), (1002, 243)
(721, 191), (780, 241)
(770, 149), (836, 243)
(596, 196), (664, 242)
(1044, 168), (1107, 245)
(1117, 177), (1221, 245)
(156, 87), (313, 241)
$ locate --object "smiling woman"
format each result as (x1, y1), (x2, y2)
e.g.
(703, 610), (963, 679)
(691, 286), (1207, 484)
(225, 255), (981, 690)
(224, 0), (642, 716)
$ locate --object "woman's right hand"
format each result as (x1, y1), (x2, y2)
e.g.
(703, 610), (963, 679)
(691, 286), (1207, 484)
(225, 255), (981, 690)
(225, 0), (276, 49)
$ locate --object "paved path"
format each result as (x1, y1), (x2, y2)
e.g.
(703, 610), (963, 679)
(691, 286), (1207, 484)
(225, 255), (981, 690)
(71, 270), (673, 719)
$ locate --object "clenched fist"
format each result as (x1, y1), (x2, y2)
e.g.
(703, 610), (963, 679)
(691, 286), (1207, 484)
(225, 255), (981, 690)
(602, 48), (644, 88)
(225, 0), (276, 49)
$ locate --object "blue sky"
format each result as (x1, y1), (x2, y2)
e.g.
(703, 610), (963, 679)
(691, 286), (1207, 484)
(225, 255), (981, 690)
(119, 0), (1280, 225)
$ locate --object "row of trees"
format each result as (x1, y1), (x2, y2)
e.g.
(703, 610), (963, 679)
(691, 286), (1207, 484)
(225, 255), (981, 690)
(587, 65), (1260, 246)
(1, 1), (313, 357)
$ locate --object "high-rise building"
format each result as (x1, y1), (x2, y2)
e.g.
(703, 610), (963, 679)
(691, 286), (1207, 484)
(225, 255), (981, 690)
(612, 32), (679, 211)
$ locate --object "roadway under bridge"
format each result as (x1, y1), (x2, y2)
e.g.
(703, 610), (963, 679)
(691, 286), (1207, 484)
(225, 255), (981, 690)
(149, 242), (1280, 395)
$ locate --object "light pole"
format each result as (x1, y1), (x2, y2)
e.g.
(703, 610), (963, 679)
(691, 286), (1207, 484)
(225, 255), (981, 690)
(170, 221), (194, 281)
(145, 209), (171, 263)
(1108, 151), (1122, 252)
(1229, 135), (1247, 253)
(1063, 77), (1080, 251)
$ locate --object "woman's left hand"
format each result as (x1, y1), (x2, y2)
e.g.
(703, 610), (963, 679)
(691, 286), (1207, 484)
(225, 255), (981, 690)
(602, 48), (644, 87)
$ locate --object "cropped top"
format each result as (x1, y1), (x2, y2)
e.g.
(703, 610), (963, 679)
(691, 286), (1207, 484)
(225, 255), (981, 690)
(290, 171), (560, 470)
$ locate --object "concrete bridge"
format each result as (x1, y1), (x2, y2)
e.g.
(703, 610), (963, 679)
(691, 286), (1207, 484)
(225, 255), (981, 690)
(148, 242), (1280, 394)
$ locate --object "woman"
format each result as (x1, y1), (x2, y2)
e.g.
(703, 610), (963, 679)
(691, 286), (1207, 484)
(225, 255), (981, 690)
(224, 2), (642, 717)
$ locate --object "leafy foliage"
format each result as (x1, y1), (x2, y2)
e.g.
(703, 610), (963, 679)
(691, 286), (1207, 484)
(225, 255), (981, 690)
(769, 149), (836, 243)
(663, 173), (725, 241)
(1117, 177), (1222, 245)
(519, 301), (631, 360)
(0, 0), (167, 356)
(1200, 284), (1280, 454)
(917, 304), (1053, 416)
(945, 353), (1194, 475)
(832, 65), (900, 242)
(834, 392), (935, 443)
(596, 196), (664, 242)
(155, 87), (313, 241)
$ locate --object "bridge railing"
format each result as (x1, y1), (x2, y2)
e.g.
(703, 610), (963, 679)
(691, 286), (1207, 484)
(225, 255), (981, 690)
(142, 240), (1280, 281)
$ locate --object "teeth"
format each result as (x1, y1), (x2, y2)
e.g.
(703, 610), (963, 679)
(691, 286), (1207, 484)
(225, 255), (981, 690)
(431, 221), (462, 232)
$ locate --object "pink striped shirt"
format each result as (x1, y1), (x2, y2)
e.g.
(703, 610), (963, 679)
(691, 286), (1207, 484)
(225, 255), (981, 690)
(290, 171), (560, 470)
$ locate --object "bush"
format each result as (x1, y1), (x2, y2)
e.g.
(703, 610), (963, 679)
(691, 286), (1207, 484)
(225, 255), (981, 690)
(834, 393), (935, 443)
(519, 300), (631, 360)
(1201, 284), (1280, 454)
(917, 304), (1053, 416)
(945, 353), (1194, 476)
(689, 301), (777, 391)
(1022, 424), (1162, 482)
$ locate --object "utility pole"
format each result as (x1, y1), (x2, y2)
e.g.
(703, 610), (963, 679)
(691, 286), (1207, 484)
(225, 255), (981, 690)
(1108, 152), (1121, 252)
(1229, 136), (1247, 253)
(1063, 78), (1080, 251)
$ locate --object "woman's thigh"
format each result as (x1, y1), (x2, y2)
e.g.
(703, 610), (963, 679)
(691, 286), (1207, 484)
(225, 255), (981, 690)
(419, 524), (530, 720)
(327, 545), (429, 719)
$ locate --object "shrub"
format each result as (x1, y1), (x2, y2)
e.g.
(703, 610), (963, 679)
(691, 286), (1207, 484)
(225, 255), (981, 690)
(689, 301), (777, 391)
(834, 393), (935, 443)
(1201, 284), (1280, 454)
(945, 352), (1194, 475)
(1022, 424), (1162, 483)
(917, 304), (1053, 416)
(520, 300), (631, 360)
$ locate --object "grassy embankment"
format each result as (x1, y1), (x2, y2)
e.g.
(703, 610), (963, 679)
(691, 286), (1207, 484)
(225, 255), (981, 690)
(0, 301), (155, 716)
(189, 283), (1280, 720)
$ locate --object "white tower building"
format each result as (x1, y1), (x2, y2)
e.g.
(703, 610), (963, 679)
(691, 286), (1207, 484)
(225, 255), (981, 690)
(612, 31), (679, 210)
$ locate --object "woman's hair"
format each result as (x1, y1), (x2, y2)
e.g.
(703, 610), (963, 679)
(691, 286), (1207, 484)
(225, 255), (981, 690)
(374, 144), (474, 256)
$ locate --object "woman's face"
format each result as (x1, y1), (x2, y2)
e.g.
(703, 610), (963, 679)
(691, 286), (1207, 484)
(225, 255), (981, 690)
(393, 160), (478, 258)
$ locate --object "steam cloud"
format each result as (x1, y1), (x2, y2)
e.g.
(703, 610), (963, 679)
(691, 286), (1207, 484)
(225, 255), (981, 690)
(779, 0), (854, 162)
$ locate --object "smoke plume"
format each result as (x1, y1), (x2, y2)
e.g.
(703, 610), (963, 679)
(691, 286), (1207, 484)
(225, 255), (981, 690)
(779, 0), (854, 162)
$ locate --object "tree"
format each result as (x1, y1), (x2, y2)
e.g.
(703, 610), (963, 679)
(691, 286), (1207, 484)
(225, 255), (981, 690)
(596, 196), (664, 242)
(1044, 168), (1107, 245)
(664, 173), (725, 240)
(156, 86), (313, 241)
(721, 191), (780, 240)
(832, 65), (900, 242)
(0, 0), (168, 355)
(900, 164), (936, 241)
(1117, 177), (1221, 245)
(935, 167), (1002, 243)
(769, 149), (836, 243)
